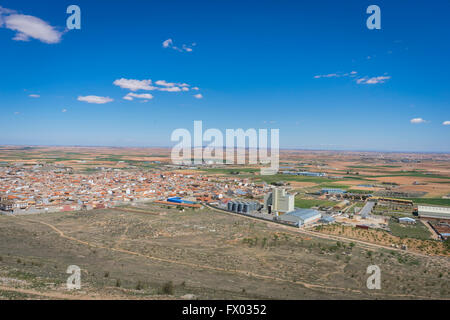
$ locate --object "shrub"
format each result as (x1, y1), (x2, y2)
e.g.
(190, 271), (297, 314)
(161, 281), (174, 295)
(136, 281), (144, 290)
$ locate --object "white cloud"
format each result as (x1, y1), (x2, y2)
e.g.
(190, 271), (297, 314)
(159, 86), (182, 92)
(162, 38), (195, 52)
(314, 71), (358, 79)
(113, 78), (154, 91)
(155, 80), (175, 87)
(154, 80), (191, 92)
(182, 44), (193, 52)
(194, 94), (203, 99)
(314, 73), (338, 79)
(410, 118), (427, 124)
(0, 7), (62, 44)
(192, 87), (200, 91)
(123, 92), (154, 101)
(162, 38), (173, 48)
(356, 76), (391, 84)
(29, 94), (40, 98)
(77, 95), (113, 104)
(443, 121), (450, 126)
(129, 93), (153, 99)
(62, 108), (67, 113)
(113, 77), (198, 95)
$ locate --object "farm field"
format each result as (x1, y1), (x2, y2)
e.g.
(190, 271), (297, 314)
(388, 220), (432, 240)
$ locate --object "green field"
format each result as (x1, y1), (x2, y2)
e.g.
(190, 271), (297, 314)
(347, 189), (373, 194)
(358, 171), (450, 180)
(255, 174), (331, 184)
(346, 165), (401, 169)
(318, 183), (351, 189)
(295, 198), (338, 209)
(388, 220), (432, 240)
(408, 198), (450, 206)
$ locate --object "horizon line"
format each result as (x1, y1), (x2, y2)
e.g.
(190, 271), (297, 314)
(0, 144), (449, 155)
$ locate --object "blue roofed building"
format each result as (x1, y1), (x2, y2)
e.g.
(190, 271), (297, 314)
(276, 208), (321, 227)
(319, 215), (335, 224)
(398, 217), (416, 224)
(321, 188), (346, 195)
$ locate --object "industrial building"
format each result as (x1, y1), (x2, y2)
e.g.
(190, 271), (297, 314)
(319, 215), (335, 224)
(264, 188), (295, 214)
(398, 217), (416, 224)
(321, 188), (346, 195)
(281, 171), (326, 177)
(227, 200), (261, 214)
(417, 205), (450, 221)
(154, 200), (202, 208)
(428, 221), (450, 240)
(167, 196), (198, 205)
(275, 209), (321, 227)
(368, 196), (413, 206)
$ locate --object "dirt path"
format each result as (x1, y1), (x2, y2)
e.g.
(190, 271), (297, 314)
(0, 285), (115, 300)
(12, 215), (443, 299)
(111, 208), (160, 215)
(114, 224), (129, 249)
(423, 220), (441, 240)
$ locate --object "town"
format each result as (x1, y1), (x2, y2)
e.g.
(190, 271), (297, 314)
(1, 147), (449, 248)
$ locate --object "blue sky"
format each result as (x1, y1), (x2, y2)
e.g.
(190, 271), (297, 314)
(0, 0), (449, 152)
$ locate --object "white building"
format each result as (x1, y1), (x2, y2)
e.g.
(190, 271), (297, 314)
(264, 188), (294, 214)
(418, 205), (450, 220)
